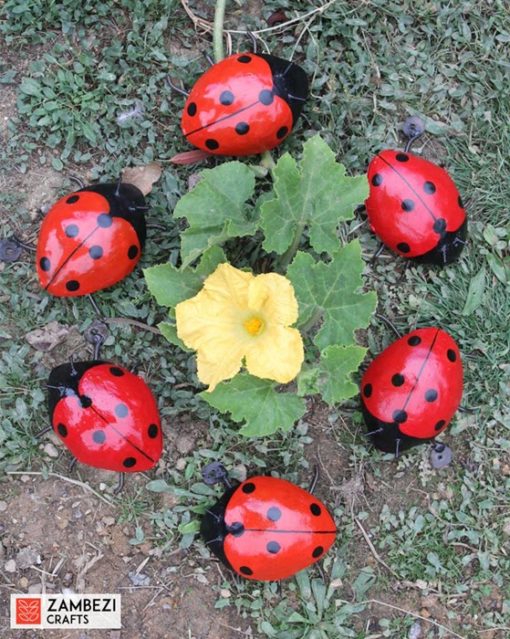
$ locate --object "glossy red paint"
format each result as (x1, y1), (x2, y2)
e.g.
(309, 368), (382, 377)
(365, 150), (467, 265)
(48, 361), (162, 472)
(36, 183), (146, 297)
(201, 476), (336, 581)
(181, 53), (308, 156)
(361, 327), (463, 453)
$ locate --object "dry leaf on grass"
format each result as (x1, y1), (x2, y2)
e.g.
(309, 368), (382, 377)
(122, 162), (162, 196)
(25, 321), (70, 352)
(170, 149), (212, 165)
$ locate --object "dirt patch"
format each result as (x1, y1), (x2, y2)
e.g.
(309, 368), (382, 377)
(0, 475), (245, 639)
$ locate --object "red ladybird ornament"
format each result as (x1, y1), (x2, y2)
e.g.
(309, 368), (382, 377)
(201, 468), (336, 581)
(47, 361), (162, 473)
(361, 327), (463, 456)
(36, 182), (147, 297)
(181, 53), (308, 156)
(365, 118), (467, 265)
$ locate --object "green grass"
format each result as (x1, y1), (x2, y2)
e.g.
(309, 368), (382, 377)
(1, 0), (509, 637)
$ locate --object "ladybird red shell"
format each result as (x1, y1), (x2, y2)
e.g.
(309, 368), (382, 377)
(201, 476), (336, 581)
(360, 327), (463, 454)
(36, 183), (147, 297)
(48, 361), (162, 472)
(181, 53), (308, 156)
(365, 150), (467, 265)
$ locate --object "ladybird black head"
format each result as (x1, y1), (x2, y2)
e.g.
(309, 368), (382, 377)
(361, 400), (426, 454)
(257, 54), (309, 126)
(413, 218), (468, 266)
(47, 361), (105, 420)
(200, 483), (239, 571)
(79, 183), (147, 249)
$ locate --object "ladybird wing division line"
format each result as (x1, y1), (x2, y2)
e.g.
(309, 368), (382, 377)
(233, 528), (337, 534)
(88, 405), (156, 464)
(378, 154), (438, 223)
(398, 328), (441, 415)
(44, 223), (102, 291)
(183, 99), (261, 138)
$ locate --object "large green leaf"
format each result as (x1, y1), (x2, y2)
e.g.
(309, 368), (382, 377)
(174, 161), (257, 267)
(287, 240), (377, 350)
(297, 345), (366, 406)
(260, 135), (368, 256)
(201, 374), (306, 437)
(143, 246), (226, 309)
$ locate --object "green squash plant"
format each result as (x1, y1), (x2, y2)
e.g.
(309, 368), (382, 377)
(144, 135), (377, 436)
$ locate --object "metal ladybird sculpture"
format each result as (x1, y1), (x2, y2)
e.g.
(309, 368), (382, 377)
(46, 350), (162, 491)
(201, 464), (336, 581)
(181, 53), (309, 156)
(365, 117), (468, 265)
(361, 327), (463, 459)
(36, 182), (147, 296)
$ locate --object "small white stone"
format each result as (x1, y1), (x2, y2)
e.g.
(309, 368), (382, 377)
(0, 501), (7, 512)
(219, 589), (231, 598)
(43, 443), (59, 458)
(4, 559), (16, 573)
(28, 583), (43, 594)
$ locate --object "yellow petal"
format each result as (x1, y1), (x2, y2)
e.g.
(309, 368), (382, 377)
(196, 346), (244, 392)
(248, 273), (299, 326)
(203, 263), (253, 308)
(244, 325), (304, 384)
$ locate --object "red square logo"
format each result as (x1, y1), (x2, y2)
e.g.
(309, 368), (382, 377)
(15, 597), (42, 625)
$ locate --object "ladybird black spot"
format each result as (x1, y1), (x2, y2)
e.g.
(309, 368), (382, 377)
(242, 482), (256, 494)
(57, 423), (68, 437)
(128, 245), (139, 259)
(205, 138), (219, 150)
(267, 541), (281, 554)
(89, 245), (103, 260)
(425, 389), (438, 402)
(66, 280), (80, 292)
(259, 89), (274, 105)
(392, 373), (405, 387)
(424, 181), (436, 194)
(123, 457), (136, 468)
(97, 213), (113, 228)
(393, 409), (407, 423)
(80, 395), (92, 408)
(267, 506), (282, 521)
(401, 199), (415, 212)
(220, 90), (234, 106)
(148, 424), (158, 438)
(397, 242), (411, 254)
(187, 102), (197, 116)
(396, 153), (409, 162)
(312, 546), (324, 558)
(66, 195), (79, 204)
(229, 522), (245, 537)
(433, 218), (447, 234)
(110, 367), (124, 377)
(240, 566), (253, 576)
(65, 224), (79, 238)
(238, 55), (252, 63)
(276, 126), (289, 139)
(447, 349), (457, 362)
(235, 122), (250, 135)
(408, 335), (421, 346)
(363, 383), (373, 398)
(434, 420), (446, 431)
(372, 173), (383, 186)
(458, 195), (464, 208)
(92, 430), (106, 444)
(115, 403), (129, 418)
(310, 503), (322, 516)
(40, 257), (51, 271)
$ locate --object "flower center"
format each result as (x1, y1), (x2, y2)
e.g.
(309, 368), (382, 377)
(243, 316), (264, 336)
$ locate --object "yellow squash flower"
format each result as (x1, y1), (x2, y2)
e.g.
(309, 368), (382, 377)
(175, 263), (304, 391)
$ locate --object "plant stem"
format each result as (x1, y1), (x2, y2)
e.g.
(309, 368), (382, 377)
(299, 307), (323, 333)
(213, 0), (227, 63)
(279, 221), (306, 271)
